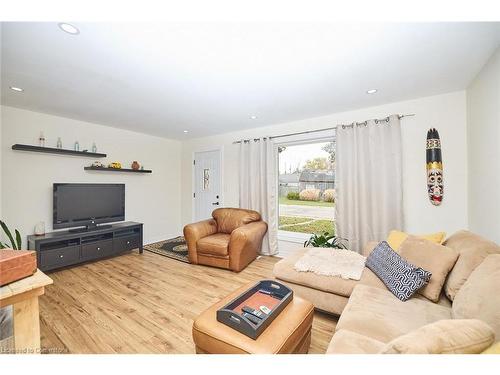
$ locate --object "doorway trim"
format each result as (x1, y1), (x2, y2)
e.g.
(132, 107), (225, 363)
(191, 146), (224, 222)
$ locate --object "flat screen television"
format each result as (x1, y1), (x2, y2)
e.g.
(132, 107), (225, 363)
(53, 183), (125, 231)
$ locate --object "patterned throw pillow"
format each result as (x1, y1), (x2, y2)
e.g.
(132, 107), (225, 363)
(366, 241), (432, 301)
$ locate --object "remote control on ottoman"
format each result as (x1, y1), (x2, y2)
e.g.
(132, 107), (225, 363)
(242, 305), (266, 319)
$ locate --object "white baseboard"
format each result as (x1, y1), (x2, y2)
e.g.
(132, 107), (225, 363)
(278, 230), (310, 243)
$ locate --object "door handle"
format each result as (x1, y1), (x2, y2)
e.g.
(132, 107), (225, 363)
(212, 202), (220, 206)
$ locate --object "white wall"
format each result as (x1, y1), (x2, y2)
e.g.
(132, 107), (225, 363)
(181, 91), (469, 237)
(1, 106), (182, 245)
(0, 106), (2, 221)
(467, 47), (500, 244)
(0, 25), (3, 223)
(1, 90), (472, 248)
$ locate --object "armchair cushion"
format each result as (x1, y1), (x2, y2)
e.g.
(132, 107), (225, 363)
(197, 233), (231, 257)
(228, 221), (268, 271)
(212, 208), (261, 234)
(183, 208), (267, 272)
(183, 218), (218, 264)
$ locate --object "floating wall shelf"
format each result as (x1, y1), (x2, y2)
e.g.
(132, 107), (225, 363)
(12, 144), (107, 158)
(84, 166), (152, 174)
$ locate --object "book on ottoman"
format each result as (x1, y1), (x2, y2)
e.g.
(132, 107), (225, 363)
(0, 249), (37, 286)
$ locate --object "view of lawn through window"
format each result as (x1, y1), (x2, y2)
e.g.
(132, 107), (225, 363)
(278, 140), (335, 236)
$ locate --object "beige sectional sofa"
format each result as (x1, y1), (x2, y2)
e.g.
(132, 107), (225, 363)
(273, 230), (500, 354)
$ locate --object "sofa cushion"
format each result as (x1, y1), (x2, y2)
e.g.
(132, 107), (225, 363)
(387, 230), (446, 250)
(197, 233), (231, 256)
(362, 241), (379, 257)
(379, 319), (495, 354)
(398, 237), (459, 302)
(277, 279), (350, 315)
(415, 293), (452, 308)
(358, 267), (388, 290)
(361, 269), (452, 307)
(273, 248), (358, 297)
(336, 284), (451, 343)
(452, 254), (500, 340)
(365, 241), (431, 301)
(212, 208), (261, 234)
(443, 230), (500, 300)
(326, 329), (384, 354)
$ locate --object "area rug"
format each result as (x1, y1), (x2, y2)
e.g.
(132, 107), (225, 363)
(144, 236), (190, 263)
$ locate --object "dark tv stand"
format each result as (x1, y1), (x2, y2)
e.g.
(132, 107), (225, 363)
(68, 224), (112, 233)
(28, 221), (143, 272)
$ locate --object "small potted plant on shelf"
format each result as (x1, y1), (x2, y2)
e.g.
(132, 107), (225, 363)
(0, 220), (22, 250)
(304, 232), (348, 249)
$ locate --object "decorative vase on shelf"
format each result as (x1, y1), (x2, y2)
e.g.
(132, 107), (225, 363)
(131, 161), (140, 170)
(92, 142), (97, 153)
(56, 137), (62, 149)
(39, 131), (46, 147)
(74, 141), (80, 151)
(34, 221), (45, 236)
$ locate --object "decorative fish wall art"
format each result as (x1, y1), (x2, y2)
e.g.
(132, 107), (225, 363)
(426, 128), (443, 206)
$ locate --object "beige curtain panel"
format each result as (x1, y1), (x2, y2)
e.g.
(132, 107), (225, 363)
(335, 114), (404, 253)
(239, 138), (279, 255)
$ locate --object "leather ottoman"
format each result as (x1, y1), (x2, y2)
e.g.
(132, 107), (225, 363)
(192, 283), (314, 354)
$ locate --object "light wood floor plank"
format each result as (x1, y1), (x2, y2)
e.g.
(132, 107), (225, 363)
(39, 251), (336, 354)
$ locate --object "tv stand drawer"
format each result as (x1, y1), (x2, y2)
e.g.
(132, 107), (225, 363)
(40, 246), (80, 269)
(28, 222), (143, 271)
(82, 239), (113, 260)
(114, 235), (140, 253)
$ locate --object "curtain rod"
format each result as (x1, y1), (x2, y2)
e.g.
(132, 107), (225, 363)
(232, 113), (415, 144)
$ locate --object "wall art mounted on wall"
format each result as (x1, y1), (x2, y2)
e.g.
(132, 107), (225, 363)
(203, 168), (210, 190)
(426, 128), (444, 206)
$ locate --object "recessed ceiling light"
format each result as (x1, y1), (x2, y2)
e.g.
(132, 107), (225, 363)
(250, 115), (258, 120)
(58, 23), (80, 35)
(9, 86), (23, 92)
(366, 89), (378, 94)
(183, 130), (189, 133)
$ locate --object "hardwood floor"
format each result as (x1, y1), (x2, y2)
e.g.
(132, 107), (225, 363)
(39, 251), (337, 354)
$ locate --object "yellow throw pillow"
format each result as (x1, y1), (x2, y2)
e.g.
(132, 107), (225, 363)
(387, 230), (446, 250)
(482, 342), (500, 354)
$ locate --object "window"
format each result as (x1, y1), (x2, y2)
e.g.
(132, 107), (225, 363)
(278, 140), (335, 238)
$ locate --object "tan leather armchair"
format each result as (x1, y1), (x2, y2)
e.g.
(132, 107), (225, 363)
(183, 208), (268, 272)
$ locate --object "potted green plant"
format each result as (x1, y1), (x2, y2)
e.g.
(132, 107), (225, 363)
(0, 220), (22, 250)
(304, 232), (348, 249)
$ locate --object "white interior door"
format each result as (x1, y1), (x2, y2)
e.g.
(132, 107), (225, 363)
(194, 149), (222, 221)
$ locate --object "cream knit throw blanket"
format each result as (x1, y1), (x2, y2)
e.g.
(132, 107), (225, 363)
(294, 248), (366, 280)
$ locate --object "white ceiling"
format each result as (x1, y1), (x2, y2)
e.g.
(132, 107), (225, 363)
(2, 22), (500, 139)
